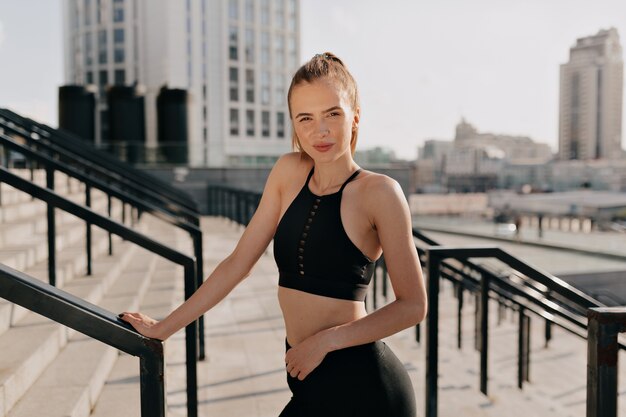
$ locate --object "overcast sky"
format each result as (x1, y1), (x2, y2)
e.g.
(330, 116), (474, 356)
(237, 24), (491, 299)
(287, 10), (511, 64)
(0, 0), (625, 159)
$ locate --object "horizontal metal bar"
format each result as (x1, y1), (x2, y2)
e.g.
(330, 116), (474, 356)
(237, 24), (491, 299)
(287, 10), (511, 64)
(0, 167), (194, 268)
(0, 262), (153, 356)
(0, 133), (201, 235)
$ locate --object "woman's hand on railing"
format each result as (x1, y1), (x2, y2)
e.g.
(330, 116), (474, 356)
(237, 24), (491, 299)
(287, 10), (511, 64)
(118, 312), (165, 341)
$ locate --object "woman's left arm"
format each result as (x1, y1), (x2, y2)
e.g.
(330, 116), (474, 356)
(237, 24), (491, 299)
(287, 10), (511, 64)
(285, 177), (427, 379)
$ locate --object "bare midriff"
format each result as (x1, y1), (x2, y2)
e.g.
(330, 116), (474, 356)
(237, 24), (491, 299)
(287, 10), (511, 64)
(278, 286), (368, 347)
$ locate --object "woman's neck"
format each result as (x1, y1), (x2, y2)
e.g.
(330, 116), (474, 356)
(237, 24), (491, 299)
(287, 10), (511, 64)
(310, 157), (360, 195)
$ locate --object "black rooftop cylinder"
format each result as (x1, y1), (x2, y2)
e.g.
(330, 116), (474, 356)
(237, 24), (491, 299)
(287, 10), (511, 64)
(107, 85), (146, 163)
(156, 87), (189, 164)
(58, 85), (96, 143)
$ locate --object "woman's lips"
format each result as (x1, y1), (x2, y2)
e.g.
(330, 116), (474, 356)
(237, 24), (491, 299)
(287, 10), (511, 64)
(314, 143), (334, 152)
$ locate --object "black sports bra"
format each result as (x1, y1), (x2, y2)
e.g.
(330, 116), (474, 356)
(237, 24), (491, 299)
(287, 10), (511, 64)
(273, 167), (376, 301)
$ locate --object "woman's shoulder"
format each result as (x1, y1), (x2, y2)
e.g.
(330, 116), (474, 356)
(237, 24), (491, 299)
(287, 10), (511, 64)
(267, 153), (313, 191)
(358, 170), (402, 195)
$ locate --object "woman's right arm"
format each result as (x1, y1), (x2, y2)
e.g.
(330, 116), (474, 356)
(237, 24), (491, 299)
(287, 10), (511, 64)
(120, 154), (294, 340)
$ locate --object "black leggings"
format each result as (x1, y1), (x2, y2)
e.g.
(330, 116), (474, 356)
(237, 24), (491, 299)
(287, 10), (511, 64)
(279, 339), (416, 417)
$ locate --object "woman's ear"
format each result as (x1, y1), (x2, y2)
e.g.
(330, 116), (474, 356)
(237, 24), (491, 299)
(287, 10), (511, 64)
(352, 107), (360, 130)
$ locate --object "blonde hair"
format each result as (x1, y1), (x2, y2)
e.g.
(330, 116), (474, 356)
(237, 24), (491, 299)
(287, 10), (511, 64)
(287, 52), (360, 157)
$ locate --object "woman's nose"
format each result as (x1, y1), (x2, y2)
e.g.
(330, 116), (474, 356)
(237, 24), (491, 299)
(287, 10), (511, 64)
(317, 121), (330, 136)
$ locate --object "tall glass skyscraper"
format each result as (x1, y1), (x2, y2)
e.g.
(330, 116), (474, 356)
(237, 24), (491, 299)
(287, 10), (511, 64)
(63, 0), (299, 166)
(558, 28), (623, 160)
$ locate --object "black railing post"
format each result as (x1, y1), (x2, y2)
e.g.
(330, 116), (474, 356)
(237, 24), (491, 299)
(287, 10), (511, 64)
(480, 273), (489, 395)
(139, 340), (166, 417)
(545, 319), (552, 348)
(474, 293), (480, 351)
(86, 183), (92, 275)
(46, 166), (56, 286)
(518, 306), (530, 389)
(183, 260), (199, 417)
(457, 283), (463, 349)
(373, 261), (378, 310)
(382, 257), (388, 299)
(586, 307), (626, 417)
(193, 229), (206, 360)
(425, 248), (442, 417)
(107, 194), (113, 255)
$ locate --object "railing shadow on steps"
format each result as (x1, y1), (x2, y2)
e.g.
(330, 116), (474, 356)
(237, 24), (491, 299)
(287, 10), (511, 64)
(0, 263), (166, 417)
(209, 184), (626, 417)
(0, 166), (199, 417)
(0, 113), (206, 359)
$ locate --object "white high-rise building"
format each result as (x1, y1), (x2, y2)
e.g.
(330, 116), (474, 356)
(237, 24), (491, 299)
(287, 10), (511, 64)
(558, 28), (623, 160)
(63, 0), (299, 167)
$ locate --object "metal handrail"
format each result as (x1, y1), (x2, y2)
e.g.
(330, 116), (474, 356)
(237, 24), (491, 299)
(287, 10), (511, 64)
(0, 166), (199, 417)
(424, 246), (609, 417)
(0, 107), (196, 210)
(0, 263), (165, 416)
(1, 118), (206, 357)
(0, 113), (199, 222)
(587, 307), (626, 417)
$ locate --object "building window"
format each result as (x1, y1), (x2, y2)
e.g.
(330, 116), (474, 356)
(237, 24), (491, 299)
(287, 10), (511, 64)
(84, 0), (92, 25)
(99, 69), (108, 95)
(288, 37), (297, 68)
(277, 112), (285, 138)
(114, 28), (124, 44)
(229, 67), (239, 101)
(85, 32), (93, 66)
(261, 0), (270, 26)
(288, 0), (297, 32)
(261, 71), (270, 104)
(275, 0), (284, 28)
(86, 71), (94, 84)
(275, 74), (285, 105)
(230, 108), (239, 136)
(96, 0), (105, 24)
(246, 110), (255, 136)
(275, 35), (285, 68)
(98, 29), (107, 64)
(245, 29), (255, 63)
(229, 26), (238, 61)
(245, 0), (254, 23)
(114, 69), (125, 85)
(261, 31), (270, 66)
(114, 48), (125, 63)
(113, 7), (124, 22)
(262, 111), (270, 137)
(246, 69), (255, 103)
(228, 0), (238, 20)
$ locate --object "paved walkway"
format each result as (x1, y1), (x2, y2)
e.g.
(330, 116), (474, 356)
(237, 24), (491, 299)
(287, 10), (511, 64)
(413, 215), (626, 277)
(414, 215), (626, 259)
(158, 216), (618, 417)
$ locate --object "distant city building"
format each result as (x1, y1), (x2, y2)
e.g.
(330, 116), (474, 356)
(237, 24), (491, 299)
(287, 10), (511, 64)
(63, 0), (299, 167)
(453, 118), (553, 162)
(354, 146), (398, 166)
(416, 119), (553, 192)
(558, 28), (623, 160)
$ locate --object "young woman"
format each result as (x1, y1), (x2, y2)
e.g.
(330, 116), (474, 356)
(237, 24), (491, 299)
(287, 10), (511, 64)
(120, 52), (427, 417)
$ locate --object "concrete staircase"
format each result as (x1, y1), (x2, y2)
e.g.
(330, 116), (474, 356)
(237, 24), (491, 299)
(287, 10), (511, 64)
(1, 169), (625, 417)
(0, 169), (189, 417)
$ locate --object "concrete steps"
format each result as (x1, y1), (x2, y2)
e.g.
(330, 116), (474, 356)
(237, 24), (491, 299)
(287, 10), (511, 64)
(0, 169), (188, 417)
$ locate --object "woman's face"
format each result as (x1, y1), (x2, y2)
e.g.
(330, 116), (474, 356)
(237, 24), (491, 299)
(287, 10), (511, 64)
(290, 78), (359, 162)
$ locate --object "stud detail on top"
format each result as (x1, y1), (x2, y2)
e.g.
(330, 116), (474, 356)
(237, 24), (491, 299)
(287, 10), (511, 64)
(297, 198), (321, 277)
